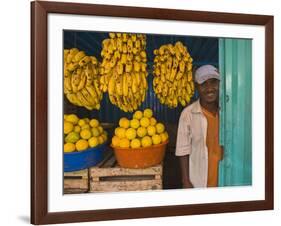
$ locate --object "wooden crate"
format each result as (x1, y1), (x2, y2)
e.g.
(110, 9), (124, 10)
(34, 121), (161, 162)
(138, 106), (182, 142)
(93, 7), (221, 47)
(89, 151), (163, 192)
(64, 169), (89, 194)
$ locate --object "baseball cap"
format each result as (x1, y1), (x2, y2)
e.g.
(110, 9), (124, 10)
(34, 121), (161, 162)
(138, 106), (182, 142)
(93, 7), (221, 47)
(195, 65), (220, 84)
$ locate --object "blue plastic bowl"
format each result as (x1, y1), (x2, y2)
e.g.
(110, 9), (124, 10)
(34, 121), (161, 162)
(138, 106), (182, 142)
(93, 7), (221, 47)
(64, 142), (107, 172)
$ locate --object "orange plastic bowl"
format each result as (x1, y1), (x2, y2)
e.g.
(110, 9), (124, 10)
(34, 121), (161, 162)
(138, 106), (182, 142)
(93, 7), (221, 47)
(111, 140), (168, 169)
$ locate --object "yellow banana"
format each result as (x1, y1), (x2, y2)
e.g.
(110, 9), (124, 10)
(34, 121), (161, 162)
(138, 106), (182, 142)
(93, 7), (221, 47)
(81, 88), (97, 105)
(120, 54), (127, 64)
(109, 33), (116, 39)
(152, 42), (193, 108)
(116, 79), (123, 96)
(73, 51), (86, 63)
(127, 39), (133, 53)
(134, 61), (140, 72)
(116, 62), (124, 75)
(64, 76), (72, 93)
(122, 44), (128, 54)
(122, 74), (128, 96)
(114, 51), (121, 60)
(187, 63), (192, 71)
(76, 91), (92, 107)
(77, 72), (86, 91)
(117, 38), (123, 51)
(85, 85), (97, 100)
(108, 76), (116, 95)
(125, 62), (133, 73)
(67, 62), (78, 72)
(79, 56), (91, 67)
(66, 93), (82, 106)
(132, 76), (137, 94)
(141, 72), (147, 89)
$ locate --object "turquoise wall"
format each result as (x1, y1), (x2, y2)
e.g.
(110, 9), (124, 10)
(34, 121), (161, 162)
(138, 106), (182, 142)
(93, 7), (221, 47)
(219, 39), (252, 186)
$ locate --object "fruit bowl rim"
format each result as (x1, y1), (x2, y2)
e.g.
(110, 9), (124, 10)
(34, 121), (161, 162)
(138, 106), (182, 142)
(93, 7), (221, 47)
(64, 142), (107, 155)
(110, 139), (169, 150)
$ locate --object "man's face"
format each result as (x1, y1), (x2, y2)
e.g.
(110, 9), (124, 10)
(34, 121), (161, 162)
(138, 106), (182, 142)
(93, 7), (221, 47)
(196, 78), (220, 103)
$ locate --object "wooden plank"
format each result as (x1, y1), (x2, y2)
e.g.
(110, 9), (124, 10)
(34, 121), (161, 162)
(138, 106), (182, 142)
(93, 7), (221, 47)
(90, 179), (162, 192)
(99, 175), (156, 181)
(155, 174), (162, 180)
(64, 188), (88, 194)
(64, 179), (88, 190)
(90, 164), (162, 177)
(64, 169), (88, 179)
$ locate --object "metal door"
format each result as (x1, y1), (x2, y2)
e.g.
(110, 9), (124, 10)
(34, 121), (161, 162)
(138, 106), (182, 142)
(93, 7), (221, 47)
(218, 39), (252, 186)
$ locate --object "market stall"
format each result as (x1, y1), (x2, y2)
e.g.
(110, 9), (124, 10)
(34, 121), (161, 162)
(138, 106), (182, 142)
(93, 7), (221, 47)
(63, 30), (219, 193)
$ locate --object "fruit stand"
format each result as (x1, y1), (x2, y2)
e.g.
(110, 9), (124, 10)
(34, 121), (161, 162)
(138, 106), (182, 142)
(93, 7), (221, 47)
(63, 31), (219, 193)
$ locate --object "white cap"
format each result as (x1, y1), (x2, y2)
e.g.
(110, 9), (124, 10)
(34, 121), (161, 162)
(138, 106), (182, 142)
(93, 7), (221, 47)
(195, 65), (220, 84)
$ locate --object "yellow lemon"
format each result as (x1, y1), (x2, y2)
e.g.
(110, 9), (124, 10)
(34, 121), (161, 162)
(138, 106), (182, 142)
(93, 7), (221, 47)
(125, 128), (137, 140)
(65, 131), (80, 143)
(88, 137), (99, 148)
(119, 117), (130, 128)
(156, 123), (165, 134)
(140, 117), (150, 127)
(83, 118), (90, 124)
(119, 138), (130, 148)
(137, 127), (147, 138)
(97, 126), (104, 134)
(143, 108), (153, 118)
(133, 110), (143, 120)
(160, 131), (169, 142)
(90, 119), (99, 128)
(101, 133), (107, 142)
(131, 138), (141, 148)
(152, 134), (161, 145)
(64, 121), (74, 134)
(130, 119), (140, 129)
(81, 124), (90, 130)
(64, 143), (76, 152)
(147, 125), (156, 136)
(74, 125), (81, 133)
(76, 139), (89, 151)
(115, 127), (126, 139)
(65, 114), (79, 125)
(150, 117), (157, 126)
(80, 129), (92, 139)
(98, 136), (104, 144)
(141, 136), (152, 147)
(91, 127), (100, 137)
(112, 136), (120, 147)
(78, 119), (86, 127)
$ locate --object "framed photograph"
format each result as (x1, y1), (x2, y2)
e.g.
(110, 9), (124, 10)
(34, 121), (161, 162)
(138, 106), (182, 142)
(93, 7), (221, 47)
(31, 1), (274, 225)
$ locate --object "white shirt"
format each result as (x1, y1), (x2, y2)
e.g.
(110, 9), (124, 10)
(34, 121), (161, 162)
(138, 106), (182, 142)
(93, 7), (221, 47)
(175, 100), (208, 187)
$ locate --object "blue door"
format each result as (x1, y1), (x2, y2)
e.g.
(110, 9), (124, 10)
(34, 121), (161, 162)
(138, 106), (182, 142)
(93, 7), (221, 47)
(218, 39), (252, 187)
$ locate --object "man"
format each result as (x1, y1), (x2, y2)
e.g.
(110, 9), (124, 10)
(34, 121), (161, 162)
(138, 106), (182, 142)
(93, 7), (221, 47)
(175, 64), (223, 188)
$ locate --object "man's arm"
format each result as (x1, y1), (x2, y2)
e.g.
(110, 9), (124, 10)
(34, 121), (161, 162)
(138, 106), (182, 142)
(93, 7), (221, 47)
(179, 155), (193, 188)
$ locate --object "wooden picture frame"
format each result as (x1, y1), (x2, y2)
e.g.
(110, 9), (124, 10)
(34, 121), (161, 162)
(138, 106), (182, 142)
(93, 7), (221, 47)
(31, 1), (274, 224)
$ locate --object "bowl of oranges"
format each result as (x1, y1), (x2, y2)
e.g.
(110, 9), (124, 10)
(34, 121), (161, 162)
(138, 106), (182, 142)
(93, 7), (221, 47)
(111, 109), (169, 169)
(63, 114), (108, 172)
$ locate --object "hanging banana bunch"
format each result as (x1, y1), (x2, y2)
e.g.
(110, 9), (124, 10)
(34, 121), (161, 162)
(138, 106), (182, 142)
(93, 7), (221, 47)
(64, 48), (103, 110)
(99, 33), (148, 112)
(153, 41), (194, 108)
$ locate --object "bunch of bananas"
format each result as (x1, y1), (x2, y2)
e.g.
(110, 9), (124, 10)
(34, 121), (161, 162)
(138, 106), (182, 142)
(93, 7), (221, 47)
(153, 41), (195, 108)
(64, 48), (103, 110)
(99, 33), (148, 112)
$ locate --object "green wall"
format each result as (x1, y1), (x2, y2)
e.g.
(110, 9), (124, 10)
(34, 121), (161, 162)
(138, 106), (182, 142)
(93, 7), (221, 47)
(219, 39), (252, 186)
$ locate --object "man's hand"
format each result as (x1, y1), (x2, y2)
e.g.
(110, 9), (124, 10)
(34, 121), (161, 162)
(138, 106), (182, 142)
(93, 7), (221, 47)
(182, 180), (193, 188)
(179, 155), (193, 188)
